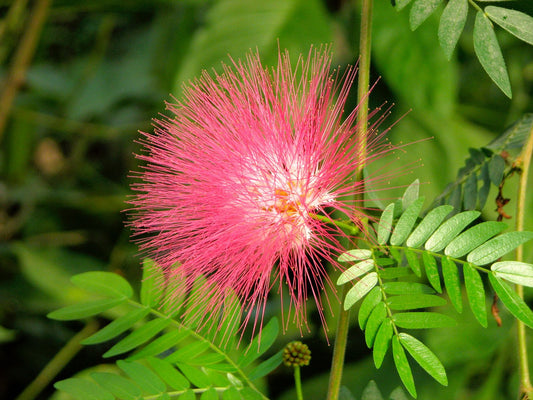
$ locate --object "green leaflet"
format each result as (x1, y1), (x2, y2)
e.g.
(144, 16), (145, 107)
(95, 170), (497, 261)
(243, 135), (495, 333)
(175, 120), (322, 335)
(392, 336), (416, 398)
(217, 290), (243, 348)
(188, 353), (226, 366)
(387, 294), (446, 311)
(180, 390), (196, 400)
(441, 257), (463, 313)
(444, 221), (507, 258)
(47, 298), (126, 321)
(473, 11), (512, 98)
(404, 249), (422, 277)
(202, 388), (219, 400)
(118, 360), (166, 395)
(164, 341), (211, 364)
(91, 372), (142, 400)
(82, 307), (151, 345)
(379, 267), (413, 280)
(146, 357), (190, 390)
(337, 259), (375, 285)
(488, 154), (505, 186)
(406, 205), (454, 248)
(54, 378), (114, 400)
(248, 350), (283, 380)
(71, 271), (133, 299)
(489, 274), (533, 328)
(177, 363), (212, 388)
(492, 261), (533, 287)
(373, 319), (393, 369)
(425, 210), (480, 252)
(377, 203), (395, 245)
(383, 281), (435, 295)
(422, 252), (442, 293)
(141, 258), (163, 308)
(361, 380), (384, 400)
(467, 231), (533, 265)
(238, 317), (278, 367)
(463, 263), (487, 327)
(486, 6), (533, 45)
(344, 272), (379, 310)
(399, 333), (448, 386)
(223, 387), (242, 400)
(104, 318), (172, 358)
(392, 312), (456, 329)
(365, 302), (387, 348)
(390, 197), (425, 246)
(359, 287), (383, 330)
(463, 173), (478, 210)
(338, 249), (373, 262)
(401, 179), (420, 211)
(438, 0), (468, 59)
(409, 0), (443, 30)
(394, 0), (413, 11)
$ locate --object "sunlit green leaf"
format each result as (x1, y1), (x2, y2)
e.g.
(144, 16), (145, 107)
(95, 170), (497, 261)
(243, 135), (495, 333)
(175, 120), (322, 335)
(394, 0), (413, 11)
(176, 363), (211, 388)
(117, 360), (166, 395)
(393, 312), (456, 329)
(141, 258), (163, 308)
(223, 387), (242, 400)
(47, 298), (126, 321)
(392, 336), (416, 398)
(165, 341), (211, 364)
(473, 11), (512, 98)
(71, 271), (133, 299)
(467, 231), (533, 265)
(489, 274), (533, 328)
(399, 333), (448, 386)
(54, 378), (114, 400)
(146, 357), (190, 390)
(406, 205), (454, 248)
(422, 252), (442, 293)
(463, 263), (487, 327)
(104, 318), (172, 358)
(438, 0), (468, 59)
(387, 294), (446, 310)
(82, 307), (151, 345)
(425, 211), (480, 252)
(409, 0), (443, 30)
(359, 287), (383, 330)
(404, 249), (422, 277)
(383, 281), (435, 295)
(445, 221), (507, 258)
(202, 388), (219, 400)
(441, 257), (462, 313)
(180, 390), (196, 400)
(344, 272), (379, 310)
(337, 260), (375, 285)
(365, 302), (387, 348)
(373, 319), (393, 369)
(391, 197), (425, 246)
(378, 203), (395, 245)
(338, 249), (373, 262)
(91, 372), (142, 400)
(401, 179), (420, 210)
(486, 6), (533, 45)
(492, 261), (533, 287)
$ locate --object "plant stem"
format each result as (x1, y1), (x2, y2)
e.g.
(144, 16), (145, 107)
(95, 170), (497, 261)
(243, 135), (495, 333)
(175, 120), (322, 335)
(326, 0), (373, 399)
(294, 366), (304, 400)
(515, 124), (533, 399)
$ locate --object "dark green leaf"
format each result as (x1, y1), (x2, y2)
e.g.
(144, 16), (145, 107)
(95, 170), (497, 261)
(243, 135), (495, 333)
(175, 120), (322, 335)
(409, 0), (442, 30)
(164, 340), (211, 363)
(379, 267), (414, 280)
(401, 179), (420, 210)
(378, 203), (395, 245)
(104, 318), (171, 358)
(467, 231), (533, 265)
(344, 272), (379, 310)
(438, 0), (468, 59)
(422, 252), (442, 293)
(146, 357), (190, 390)
(338, 249), (373, 262)
(473, 11), (512, 98)
(478, 163), (491, 210)
(387, 294), (446, 310)
(238, 318), (278, 367)
(391, 197), (425, 246)
(404, 249), (421, 277)
(337, 260), (375, 285)
(383, 281), (435, 295)
(365, 302), (387, 348)
(373, 319), (393, 369)
(492, 261), (533, 287)
(176, 363), (211, 388)
(361, 380), (384, 400)
(445, 221), (507, 258)
(359, 287), (383, 330)
(406, 205), (454, 248)
(425, 211), (480, 252)
(141, 258), (163, 308)
(130, 329), (190, 361)
(71, 271), (133, 299)
(188, 353), (226, 366)
(463, 263), (487, 327)
(82, 307), (151, 345)
(393, 312), (456, 329)
(448, 184), (462, 210)
(486, 6), (533, 45)
(441, 257), (463, 313)
(47, 298), (126, 321)
(117, 360), (166, 395)
(489, 274), (533, 328)
(248, 350), (283, 380)
(54, 378), (114, 400)
(399, 333), (448, 385)
(488, 154), (505, 186)
(375, 257), (397, 267)
(91, 372), (142, 400)
(389, 386), (411, 400)
(463, 173), (478, 210)
(392, 336), (416, 398)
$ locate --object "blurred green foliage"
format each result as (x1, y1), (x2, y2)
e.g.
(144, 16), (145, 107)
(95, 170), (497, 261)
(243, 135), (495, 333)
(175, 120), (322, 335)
(0, 0), (532, 399)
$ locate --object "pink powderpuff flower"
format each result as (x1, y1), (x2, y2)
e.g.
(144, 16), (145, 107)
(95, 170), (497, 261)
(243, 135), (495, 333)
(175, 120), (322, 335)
(129, 47), (392, 339)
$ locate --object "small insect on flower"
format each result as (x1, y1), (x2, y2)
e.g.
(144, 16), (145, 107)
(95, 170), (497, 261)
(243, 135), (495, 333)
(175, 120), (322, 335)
(128, 46), (393, 339)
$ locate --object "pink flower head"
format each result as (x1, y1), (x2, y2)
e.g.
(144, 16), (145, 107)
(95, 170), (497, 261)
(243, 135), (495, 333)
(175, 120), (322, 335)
(130, 47), (390, 338)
